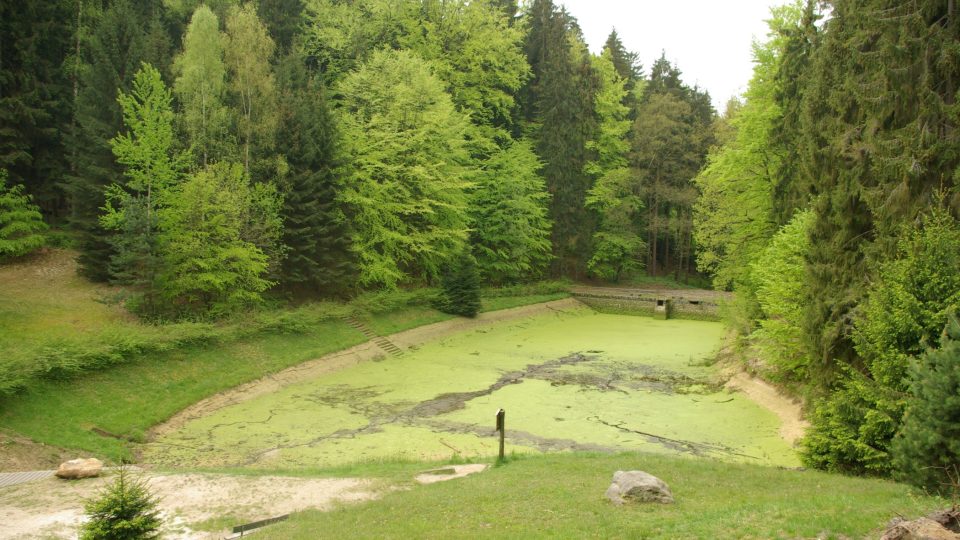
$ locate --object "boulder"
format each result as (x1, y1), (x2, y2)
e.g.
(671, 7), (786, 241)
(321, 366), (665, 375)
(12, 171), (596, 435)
(881, 517), (960, 540)
(55, 458), (103, 480)
(605, 470), (674, 505)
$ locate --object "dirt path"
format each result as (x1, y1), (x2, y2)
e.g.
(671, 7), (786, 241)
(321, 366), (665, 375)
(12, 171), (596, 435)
(725, 372), (809, 445)
(150, 298), (585, 441)
(0, 471), (376, 539)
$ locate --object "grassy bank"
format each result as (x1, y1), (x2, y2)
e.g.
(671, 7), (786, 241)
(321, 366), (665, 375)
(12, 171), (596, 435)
(262, 452), (943, 539)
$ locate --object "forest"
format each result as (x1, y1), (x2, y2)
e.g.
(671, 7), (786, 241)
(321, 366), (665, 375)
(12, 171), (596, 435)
(1, 0), (959, 496)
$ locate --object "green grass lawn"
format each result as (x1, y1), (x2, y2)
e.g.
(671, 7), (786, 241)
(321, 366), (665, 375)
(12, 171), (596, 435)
(261, 452), (944, 539)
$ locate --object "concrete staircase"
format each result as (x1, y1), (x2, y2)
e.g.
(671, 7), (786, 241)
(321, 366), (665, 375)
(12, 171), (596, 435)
(345, 316), (404, 358)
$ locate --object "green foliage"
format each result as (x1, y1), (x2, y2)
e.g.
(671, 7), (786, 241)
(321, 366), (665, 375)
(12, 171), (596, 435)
(104, 63), (184, 303)
(81, 467), (162, 540)
(585, 50), (643, 281)
(470, 139), (552, 283)
(693, 4), (800, 291)
(173, 5), (230, 167)
(749, 210), (813, 381)
(336, 48), (471, 287)
(398, 0), (530, 140)
(223, 3), (278, 175)
(158, 163), (275, 317)
(892, 316), (960, 494)
(0, 170), (48, 260)
(436, 251), (481, 318)
(802, 207), (960, 474)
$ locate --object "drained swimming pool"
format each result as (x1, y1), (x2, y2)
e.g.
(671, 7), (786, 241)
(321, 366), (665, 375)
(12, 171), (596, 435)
(145, 305), (799, 469)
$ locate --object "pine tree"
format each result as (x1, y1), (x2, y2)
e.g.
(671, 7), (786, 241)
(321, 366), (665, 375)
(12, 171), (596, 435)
(892, 316), (960, 495)
(276, 53), (356, 297)
(0, 0), (73, 215)
(67, 0), (171, 282)
(523, 0), (597, 278)
(257, 0), (304, 53)
(437, 250), (482, 318)
(0, 170), (48, 260)
(81, 466), (162, 540)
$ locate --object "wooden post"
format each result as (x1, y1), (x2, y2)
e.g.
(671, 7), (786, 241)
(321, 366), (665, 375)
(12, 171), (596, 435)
(495, 408), (505, 461)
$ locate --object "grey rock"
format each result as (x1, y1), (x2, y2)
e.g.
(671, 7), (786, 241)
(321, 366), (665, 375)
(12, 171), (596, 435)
(605, 470), (674, 505)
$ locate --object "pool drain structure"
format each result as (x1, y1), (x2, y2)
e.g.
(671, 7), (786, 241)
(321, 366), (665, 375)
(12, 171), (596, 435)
(345, 316), (404, 358)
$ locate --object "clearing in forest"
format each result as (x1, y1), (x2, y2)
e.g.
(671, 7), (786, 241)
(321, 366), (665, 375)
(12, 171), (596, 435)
(146, 305), (798, 469)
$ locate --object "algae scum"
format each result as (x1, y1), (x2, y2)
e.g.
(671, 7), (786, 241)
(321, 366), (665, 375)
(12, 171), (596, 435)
(146, 307), (799, 469)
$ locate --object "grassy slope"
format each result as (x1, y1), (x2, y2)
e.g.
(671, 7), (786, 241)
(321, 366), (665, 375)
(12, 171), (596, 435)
(262, 452), (943, 539)
(0, 252), (569, 459)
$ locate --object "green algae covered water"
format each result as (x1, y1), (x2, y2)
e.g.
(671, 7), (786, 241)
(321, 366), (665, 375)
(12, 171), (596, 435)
(146, 306), (800, 469)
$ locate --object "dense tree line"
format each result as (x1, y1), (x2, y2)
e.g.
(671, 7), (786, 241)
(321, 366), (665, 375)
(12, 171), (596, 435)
(695, 0), (960, 492)
(0, 0), (715, 316)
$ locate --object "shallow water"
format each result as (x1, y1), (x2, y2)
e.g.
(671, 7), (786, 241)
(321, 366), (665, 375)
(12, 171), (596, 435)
(146, 307), (799, 469)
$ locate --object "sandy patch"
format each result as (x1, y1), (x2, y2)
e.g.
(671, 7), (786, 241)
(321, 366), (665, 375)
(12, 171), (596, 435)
(0, 471), (376, 539)
(415, 464), (488, 484)
(725, 372), (809, 445)
(150, 298), (584, 441)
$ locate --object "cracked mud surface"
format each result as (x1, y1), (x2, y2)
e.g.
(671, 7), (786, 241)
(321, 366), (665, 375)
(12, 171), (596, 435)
(146, 306), (800, 469)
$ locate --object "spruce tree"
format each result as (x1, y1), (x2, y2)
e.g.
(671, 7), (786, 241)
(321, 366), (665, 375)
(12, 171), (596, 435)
(81, 467), (162, 540)
(892, 316), (960, 495)
(277, 53), (356, 297)
(523, 0), (597, 278)
(0, 0), (73, 214)
(437, 250), (482, 318)
(67, 0), (170, 281)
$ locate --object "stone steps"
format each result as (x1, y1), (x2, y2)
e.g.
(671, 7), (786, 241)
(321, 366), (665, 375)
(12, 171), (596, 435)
(345, 316), (404, 358)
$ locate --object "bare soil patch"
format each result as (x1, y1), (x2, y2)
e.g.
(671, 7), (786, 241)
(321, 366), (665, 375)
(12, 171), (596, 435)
(0, 471), (377, 539)
(0, 430), (75, 472)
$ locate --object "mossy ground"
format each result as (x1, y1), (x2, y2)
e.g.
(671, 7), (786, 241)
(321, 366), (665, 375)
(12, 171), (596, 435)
(147, 306), (798, 469)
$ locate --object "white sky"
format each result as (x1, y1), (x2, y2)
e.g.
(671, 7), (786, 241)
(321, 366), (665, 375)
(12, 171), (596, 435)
(558, 0), (785, 109)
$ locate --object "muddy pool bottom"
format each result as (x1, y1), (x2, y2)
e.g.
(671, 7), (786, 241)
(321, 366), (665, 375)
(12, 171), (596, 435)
(145, 306), (799, 469)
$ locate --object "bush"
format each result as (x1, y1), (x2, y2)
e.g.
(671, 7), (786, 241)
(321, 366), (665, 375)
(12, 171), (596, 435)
(81, 467), (162, 540)
(892, 316), (960, 494)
